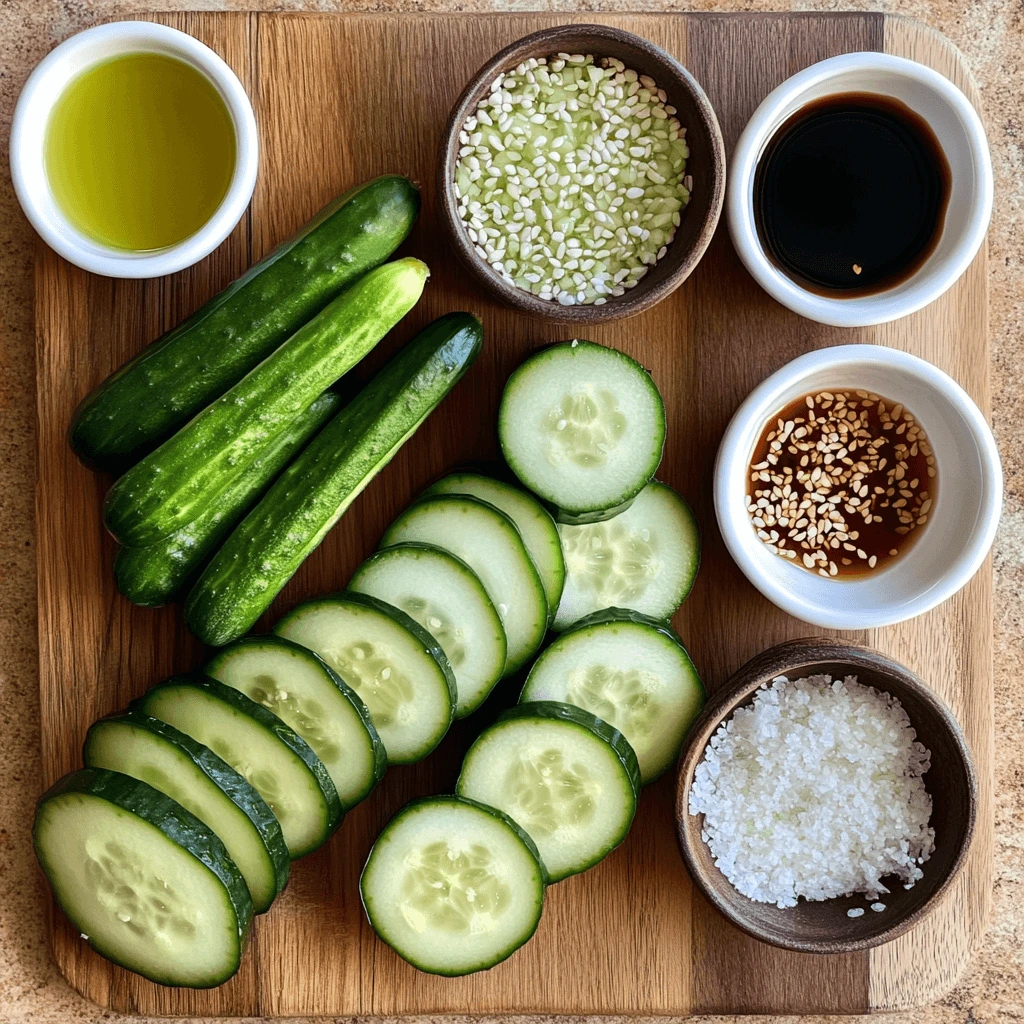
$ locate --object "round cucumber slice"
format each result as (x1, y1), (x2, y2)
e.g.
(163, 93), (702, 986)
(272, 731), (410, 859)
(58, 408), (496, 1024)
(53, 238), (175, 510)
(554, 480), (700, 630)
(498, 340), (666, 518)
(423, 473), (566, 620)
(360, 795), (545, 976)
(348, 543), (506, 718)
(380, 494), (547, 675)
(139, 675), (342, 859)
(206, 636), (387, 809)
(274, 592), (455, 764)
(520, 609), (705, 784)
(84, 713), (289, 913)
(34, 768), (252, 988)
(456, 701), (640, 882)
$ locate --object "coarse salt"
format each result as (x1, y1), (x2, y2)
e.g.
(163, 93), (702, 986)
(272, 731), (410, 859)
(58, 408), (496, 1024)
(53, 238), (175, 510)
(689, 673), (935, 909)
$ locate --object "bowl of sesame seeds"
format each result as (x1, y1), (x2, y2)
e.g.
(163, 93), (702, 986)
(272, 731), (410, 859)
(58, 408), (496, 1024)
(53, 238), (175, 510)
(714, 344), (1002, 630)
(439, 24), (726, 323)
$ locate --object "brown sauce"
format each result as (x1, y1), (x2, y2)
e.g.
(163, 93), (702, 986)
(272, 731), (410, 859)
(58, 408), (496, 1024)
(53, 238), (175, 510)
(754, 93), (952, 297)
(746, 389), (936, 578)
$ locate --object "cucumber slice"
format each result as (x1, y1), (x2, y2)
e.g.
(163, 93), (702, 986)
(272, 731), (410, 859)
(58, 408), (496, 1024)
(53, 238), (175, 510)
(380, 495), (547, 675)
(34, 768), (252, 988)
(422, 473), (565, 621)
(206, 636), (387, 809)
(275, 593), (455, 765)
(348, 544), (506, 718)
(520, 609), (705, 784)
(498, 341), (666, 519)
(139, 675), (342, 859)
(456, 702), (640, 882)
(360, 795), (545, 976)
(84, 713), (289, 913)
(554, 481), (700, 631)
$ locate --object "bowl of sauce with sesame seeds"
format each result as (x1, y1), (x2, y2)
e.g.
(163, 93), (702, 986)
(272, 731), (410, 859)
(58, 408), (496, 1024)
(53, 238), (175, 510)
(714, 345), (1001, 630)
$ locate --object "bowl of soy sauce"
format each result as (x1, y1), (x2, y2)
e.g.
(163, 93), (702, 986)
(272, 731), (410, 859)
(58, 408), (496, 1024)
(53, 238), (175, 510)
(727, 53), (992, 328)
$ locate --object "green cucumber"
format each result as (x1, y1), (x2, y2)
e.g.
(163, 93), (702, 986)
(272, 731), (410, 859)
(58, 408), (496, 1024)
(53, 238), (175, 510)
(34, 768), (252, 988)
(83, 712), (290, 913)
(139, 675), (343, 859)
(185, 312), (482, 647)
(114, 392), (341, 607)
(70, 176), (420, 470)
(104, 257), (430, 547)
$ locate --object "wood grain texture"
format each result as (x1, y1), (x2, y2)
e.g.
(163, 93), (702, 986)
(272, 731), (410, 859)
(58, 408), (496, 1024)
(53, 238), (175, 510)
(33, 11), (991, 1017)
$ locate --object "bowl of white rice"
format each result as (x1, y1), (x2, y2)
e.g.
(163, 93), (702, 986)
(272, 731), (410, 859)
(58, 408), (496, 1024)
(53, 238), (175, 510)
(675, 637), (976, 953)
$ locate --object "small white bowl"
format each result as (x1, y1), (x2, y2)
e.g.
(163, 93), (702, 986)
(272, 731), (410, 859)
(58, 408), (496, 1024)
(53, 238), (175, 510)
(10, 21), (258, 279)
(714, 345), (1002, 630)
(728, 53), (992, 328)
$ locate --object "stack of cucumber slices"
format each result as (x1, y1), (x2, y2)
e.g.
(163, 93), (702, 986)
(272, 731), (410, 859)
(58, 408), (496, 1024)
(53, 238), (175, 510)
(356, 341), (706, 976)
(35, 338), (706, 987)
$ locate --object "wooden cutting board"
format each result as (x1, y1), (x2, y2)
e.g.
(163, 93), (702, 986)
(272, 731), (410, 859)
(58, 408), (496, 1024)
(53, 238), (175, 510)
(34, 11), (992, 1017)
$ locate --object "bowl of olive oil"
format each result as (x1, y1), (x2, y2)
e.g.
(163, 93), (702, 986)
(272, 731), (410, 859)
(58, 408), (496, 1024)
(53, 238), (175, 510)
(11, 21), (258, 278)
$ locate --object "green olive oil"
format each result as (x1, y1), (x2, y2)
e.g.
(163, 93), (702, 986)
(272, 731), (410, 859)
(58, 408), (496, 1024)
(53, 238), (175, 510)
(45, 52), (237, 251)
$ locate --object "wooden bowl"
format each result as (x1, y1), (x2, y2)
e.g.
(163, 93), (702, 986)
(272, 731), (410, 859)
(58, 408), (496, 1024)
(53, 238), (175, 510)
(675, 637), (977, 954)
(438, 24), (726, 324)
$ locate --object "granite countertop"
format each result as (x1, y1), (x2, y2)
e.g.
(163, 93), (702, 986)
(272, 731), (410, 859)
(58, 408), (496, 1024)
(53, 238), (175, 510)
(1, 1), (1020, 1022)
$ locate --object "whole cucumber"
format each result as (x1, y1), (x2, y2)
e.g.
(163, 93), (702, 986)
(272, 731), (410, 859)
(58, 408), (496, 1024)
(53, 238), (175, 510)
(104, 258), (429, 547)
(70, 176), (420, 471)
(114, 391), (341, 607)
(185, 312), (483, 647)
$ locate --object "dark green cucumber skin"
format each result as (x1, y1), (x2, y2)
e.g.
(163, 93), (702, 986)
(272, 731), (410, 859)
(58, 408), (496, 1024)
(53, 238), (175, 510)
(206, 634), (389, 799)
(185, 312), (483, 647)
(471, 700), (643, 801)
(114, 392), (341, 607)
(360, 795), (547, 976)
(83, 711), (290, 911)
(137, 674), (344, 843)
(34, 767), (253, 988)
(70, 176), (420, 471)
(104, 257), (430, 547)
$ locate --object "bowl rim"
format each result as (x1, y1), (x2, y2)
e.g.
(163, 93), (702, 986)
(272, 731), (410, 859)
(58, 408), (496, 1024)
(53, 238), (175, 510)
(726, 51), (993, 328)
(10, 20), (259, 280)
(437, 22), (726, 324)
(713, 344), (1003, 629)
(674, 636), (979, 954)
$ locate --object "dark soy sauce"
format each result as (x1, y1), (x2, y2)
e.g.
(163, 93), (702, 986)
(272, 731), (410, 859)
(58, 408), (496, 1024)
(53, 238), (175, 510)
(754, 92), (951, 296)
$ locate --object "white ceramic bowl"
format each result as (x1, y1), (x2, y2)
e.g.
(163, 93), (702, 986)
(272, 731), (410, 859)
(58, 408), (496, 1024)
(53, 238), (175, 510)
(10, 21), (258, 279)
(714, 345), (1002, 629)
(728, 53), (992, 328)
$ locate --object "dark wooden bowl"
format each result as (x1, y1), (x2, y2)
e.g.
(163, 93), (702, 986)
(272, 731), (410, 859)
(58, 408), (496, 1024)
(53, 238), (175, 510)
(438, 24), (726, 324)
(675, 637), (977, 954)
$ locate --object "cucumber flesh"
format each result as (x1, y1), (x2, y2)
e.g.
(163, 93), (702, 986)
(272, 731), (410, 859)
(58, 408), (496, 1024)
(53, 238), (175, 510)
(105, 258), (429, 547)
(71, 175), (420, 471)
(206, 636), (387, 809)
(185, 312), (481, 647)
(422, 473), (565, 621)
(381, 495), (547, 676)
(554, 481), (700, 630)
(499, 341), (666, 517)
(114, 391), (341, 608)
(139, 676), (342, 859)
(34, 768), (251, 988)
(520, 609), (705, 784)
(456, 701), (639, 882)
(275, 593), (455, 765)
(348, 543), (506, 718)
(84, 713), (289, 913)
(360, 796), (545, 976)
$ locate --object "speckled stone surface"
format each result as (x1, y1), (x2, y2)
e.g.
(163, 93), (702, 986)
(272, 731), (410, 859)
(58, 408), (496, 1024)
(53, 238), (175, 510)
(0, 2), (1020, 1022)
